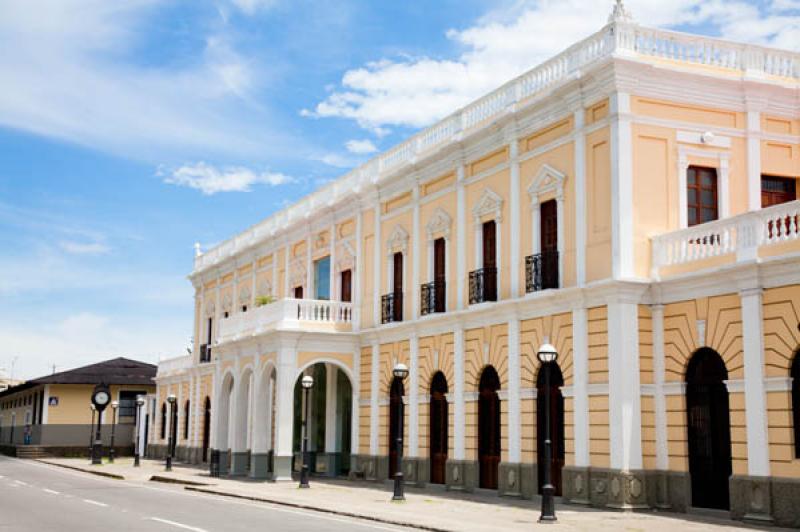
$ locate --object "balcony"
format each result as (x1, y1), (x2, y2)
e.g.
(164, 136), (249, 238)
(525, 251), (559, 293)
(217, 298), (354, 344)
(469, 267), (497, 305)
(381, 293), (403, 324)
(651, 200), (800, 278)
(199, 344), (212, 363)
(421, 280), (446, 316)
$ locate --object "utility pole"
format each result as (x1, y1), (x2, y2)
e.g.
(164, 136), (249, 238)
(10, 356), (19, 382)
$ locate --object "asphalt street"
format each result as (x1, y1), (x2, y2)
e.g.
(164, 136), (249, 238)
(0, 456), (411, 532)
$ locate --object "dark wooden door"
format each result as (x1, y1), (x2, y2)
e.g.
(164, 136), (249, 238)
(429, 372), (448, 484)
(340, 269), (352, 302)
(389, 377), (404, 478)
(686, 349), (732, 510)
(478, 366), (501, 490)
(434, 238), (446, 312)
(540, 199), (558, 253)
(761, 175), (796, 207)
(294, 286), (303, 299)
(536, 363), (565, 496)
(687, 166), (718, 226)
(202, 397), (211, 462)
(482, 220), (497, 301)
(393, 252), (403, 321)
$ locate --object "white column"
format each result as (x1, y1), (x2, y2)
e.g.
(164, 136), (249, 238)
(508, 316), (521, 463)
(412, 185), (421, 319)
(456, 164), (466, 309)
(325, 364), (338, 452)
(210, 364), (221, 449)
(354, 209), (363, 329)
(572, 306), (590, 467)
(509, 138), (520, 297)
(351, 348), (361, 456)
(651, 305), (668, 470)
(330, 223), (337, 300)
(283, 243), (290, 298)
(741, 288), (770, 476)
(454, 325), (465, 460)
(607, 300), (642, 471)
(610, 92), (634, 280)
(273, 346), (297, 481)
(574, 109), (587, 286)
(373, 203), (382, 325)
(369, 343), (380, 455)
(409, 333), (419, 458)
(746, 110), (762, 211)
(306, 235), (313, 298)
(177, 380), (184, 446)
(251, 260), (257, 308)
(251, 357), (264, 454)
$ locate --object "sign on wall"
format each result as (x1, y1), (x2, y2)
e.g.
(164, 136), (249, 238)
(48, 397), (59, 406)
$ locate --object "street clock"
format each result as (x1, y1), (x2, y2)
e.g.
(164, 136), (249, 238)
(91, 383), (111, 411)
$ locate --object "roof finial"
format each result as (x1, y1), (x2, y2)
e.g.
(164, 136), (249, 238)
(609, 0), (633, 23)
(194, 242), (202, 257)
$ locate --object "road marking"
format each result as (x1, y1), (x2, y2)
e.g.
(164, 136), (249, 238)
(43, 488), (60, 495)
(82, 499), (108, 507)
(15, 480), (29, 486)
(149, 517), (208, 532)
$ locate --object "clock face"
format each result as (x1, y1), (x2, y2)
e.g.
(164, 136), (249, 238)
(94, 391), (110, 405)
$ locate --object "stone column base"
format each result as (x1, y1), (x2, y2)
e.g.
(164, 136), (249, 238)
(771, 476), (800, 528)
(272, 454), (293, 481)
(316, 452), (340, 477)
(215, 450), (229, 476)
(605, 469), (649, 510)
(562, 467), (649, 510)
(445, 459), (478, 493)
(230, 451), (250, 476)
(562, 466), (591, 505)
(498, 462), (522, 498)
(730, 475), (773, 525)
(402, 457), (429, 487)
(250, 452), (271, 479)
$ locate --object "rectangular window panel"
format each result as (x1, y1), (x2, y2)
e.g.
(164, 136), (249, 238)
(314, 256), (331, 300)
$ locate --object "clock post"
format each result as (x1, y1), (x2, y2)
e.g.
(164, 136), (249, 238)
(91, 383), (111, 465)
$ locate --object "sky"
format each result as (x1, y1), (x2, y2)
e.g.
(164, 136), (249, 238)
(1, 0), (798, 380)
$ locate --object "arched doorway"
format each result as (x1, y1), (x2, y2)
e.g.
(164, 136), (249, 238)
(536, 362), (565, 495)
(216, 374), (234, 457)
(791, 350), (799, 459)
(389, 375), (404, 478)
(429, 372), (448, 484)
(686, 348), (732, 510)
(202, 397), (211, 462)
(478, 366), (501, 490)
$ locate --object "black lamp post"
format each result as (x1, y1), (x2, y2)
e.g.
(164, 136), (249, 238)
(90, 384), (111, 465)
(537, 343), (558, 524)
(88, 404), (96, 462)
(109, 401), (118, 463)
(134, 396), (145, 467)
(299, 375), (314, 488)
(391, 362), (409, 502)
(166, 394), (177, 472)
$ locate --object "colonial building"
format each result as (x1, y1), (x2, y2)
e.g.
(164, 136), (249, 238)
(153, 2), (800, 526)
(0, 357), (156, 456)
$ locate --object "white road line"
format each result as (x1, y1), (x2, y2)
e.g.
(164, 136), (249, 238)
(43, 488), (60, 495)
(82, 499), (108, 507)
(149, 517), (208, 532)
(15, 480), (29, 486)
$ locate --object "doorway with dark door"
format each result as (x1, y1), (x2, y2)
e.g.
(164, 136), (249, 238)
(340, 269), (352, 302)
(478, 366), (501, 490)
(393, 252), (403, 321)
(686, 348), (732, 510)
(429, 372), (448, 484)
(294, 285), (303, 299)
(539, 199), (559, 289)
(762, 175), (798, 239)
(536, 362), (564, 495)
(202, 397), (211, 462)
(389, 376), (404, 478)
(433, 237), (446, 312)
(482, 220), (497, 302)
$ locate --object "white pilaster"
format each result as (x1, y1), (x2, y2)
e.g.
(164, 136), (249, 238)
(454, 325), (465, 460)
(741, 288), (770, 476)
(607, 300), (642, 471)
(373, 203), (382, 325)
(283, 242), (290, 297)
(412, 185), (421, 319)
(369, 343), (380, 455)
(274, 346), (297, 480)
(571, 306), (590, 467)
(574, 109), (587, 286)
(456, 164), (466, 309)
(354, 209), (363, 329)
(610, 92), (634, 279)
(651, 305), (668, 470)
(509, 138), (521, 297)
(507, 316), (521, 463)
(325, 363), (338, 452)
(746, 111), (762, 211)
(409, 333), (419, 458)
(251, 260), (257, 308)
(329, 222), (337, 300)
(306, 234), (313, 297)
(210, 364), (221, 449)
(351, 347), (361, 456)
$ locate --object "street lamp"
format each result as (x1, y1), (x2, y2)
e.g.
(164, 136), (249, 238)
(134, 396), (145, 467)
(90, 384), (111, 465)
(537, 343), (558, 524)
(166, 394), (177, 472)
(88, 404), (96, 462)
(109, 401), (119, 463)
(299, 375), (314, 488)
(391, 362), (409, 502)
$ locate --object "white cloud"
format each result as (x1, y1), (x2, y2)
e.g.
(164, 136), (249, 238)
(163, 162), (294, 195)
(306, 0), (800, 131)
(312, 153), (360, 169)
(230, 0), (279, 15)
(345, 139), (378, 154)
(58, 240), (110, 255)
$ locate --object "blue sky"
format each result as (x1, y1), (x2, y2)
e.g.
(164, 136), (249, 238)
(1, 0), (798, 379)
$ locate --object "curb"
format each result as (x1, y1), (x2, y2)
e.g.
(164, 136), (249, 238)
(35, 460), (125, 480)
(149, 475), (212, 486)
(184, 486), (455, 532)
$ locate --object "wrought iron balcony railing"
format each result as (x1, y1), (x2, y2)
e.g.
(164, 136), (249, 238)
(421, 280), (446, 316)
(525, 251), (559, 293)
(469, 267), (497, 305)
(381, 292), (403, 324)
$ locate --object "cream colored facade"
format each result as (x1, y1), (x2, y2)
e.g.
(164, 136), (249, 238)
(155, 4), (800, 526)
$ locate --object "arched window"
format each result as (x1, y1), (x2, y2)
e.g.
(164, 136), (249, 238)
(183, 400), (190, 440)
(792, 350), (800, 459)
(160, 403), (167, 440)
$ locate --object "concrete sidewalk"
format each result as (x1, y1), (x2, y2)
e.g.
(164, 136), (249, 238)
(37, 458), (771, 531)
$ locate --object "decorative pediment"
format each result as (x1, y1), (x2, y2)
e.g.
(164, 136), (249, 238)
(527, 164), (566, 203)
(336, 241), (356, 273)
(204, 301), (216, 317)
(472, 188), (503, 223)
(426, 207), (452, 239)
(221, 292), (233, 312)
(238, 286), (251, 306)
(387, 225), (409, 254)
(289, 260), (306, 288)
